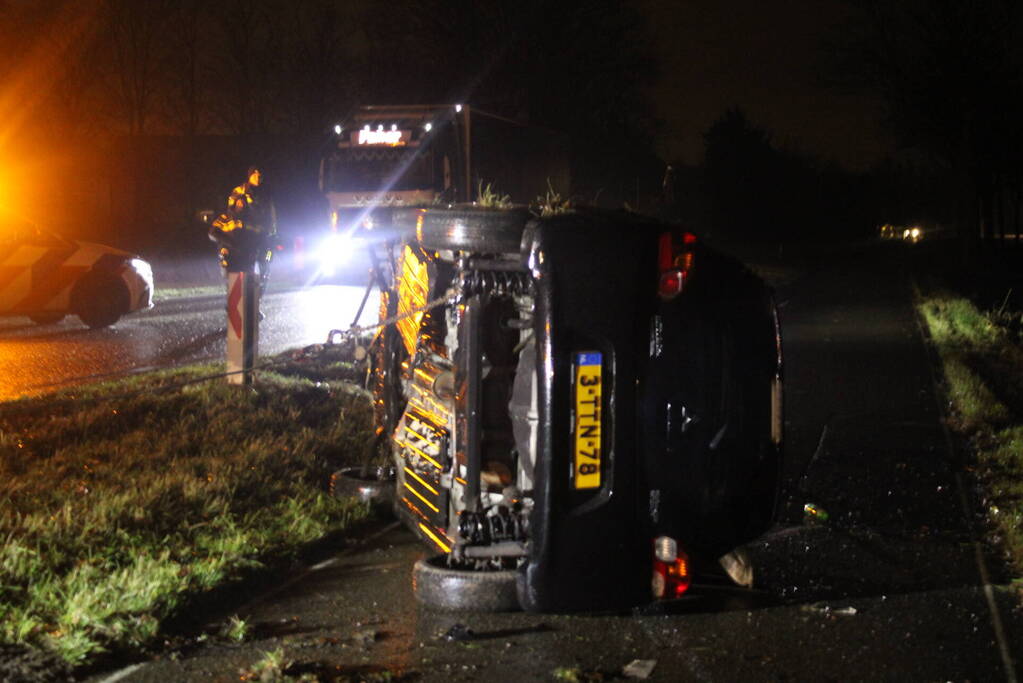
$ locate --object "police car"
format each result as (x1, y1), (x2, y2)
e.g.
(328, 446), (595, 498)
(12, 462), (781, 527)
(0, 215), (153, 328)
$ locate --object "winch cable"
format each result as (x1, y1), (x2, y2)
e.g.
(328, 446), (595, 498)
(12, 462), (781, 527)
(324, 287), (458, 344)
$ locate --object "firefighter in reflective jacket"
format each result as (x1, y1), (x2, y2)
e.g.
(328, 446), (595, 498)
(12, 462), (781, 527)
(209, 166), (277, 289)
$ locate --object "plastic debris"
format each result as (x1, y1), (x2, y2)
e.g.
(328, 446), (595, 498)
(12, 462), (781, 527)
(623, 659), (657, 679)
(803, 502), (829, 523)
(442, 623), (475, 642)
(718, 547), (754, 588)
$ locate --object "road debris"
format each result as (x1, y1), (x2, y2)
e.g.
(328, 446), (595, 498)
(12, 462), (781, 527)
(552, 666), (609, 682)
(803, 502), (830, 524)
(441, 623), (475, 642)
(719, 547), (754, 587)
(352, 629), (379, 647)
(801, 602), (858, 616)
(623, 658), (658, 679)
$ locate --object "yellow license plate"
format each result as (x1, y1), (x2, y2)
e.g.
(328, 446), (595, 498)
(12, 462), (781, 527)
(574, 351), (602, 489)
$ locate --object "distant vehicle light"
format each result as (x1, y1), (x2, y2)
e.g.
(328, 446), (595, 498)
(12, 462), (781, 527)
(455, 104), (463, 113)
(424, 122), (433, 132)
(333, 124), (342, 135)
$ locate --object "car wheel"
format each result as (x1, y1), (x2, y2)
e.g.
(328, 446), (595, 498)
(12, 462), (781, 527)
(413, 555), (520, 612)
(28, 313), (65, 325)
(71, 272), (129, 329)
(414, 208), (529, 253)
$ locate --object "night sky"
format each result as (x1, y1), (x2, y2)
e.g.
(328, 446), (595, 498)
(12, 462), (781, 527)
(641, 0), (890, 170)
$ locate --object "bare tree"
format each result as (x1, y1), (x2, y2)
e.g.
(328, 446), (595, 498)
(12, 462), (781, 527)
(205, 0), (286, 136)
(0, 0), (108, 144)
(163, 0), (209, 137)
(103, 0), (176, 135)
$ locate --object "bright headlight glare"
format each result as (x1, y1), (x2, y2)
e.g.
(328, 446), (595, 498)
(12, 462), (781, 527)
(318, 233), (364, 270)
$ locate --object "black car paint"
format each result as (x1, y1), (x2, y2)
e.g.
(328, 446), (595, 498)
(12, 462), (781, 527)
(519, 211), (779, 612)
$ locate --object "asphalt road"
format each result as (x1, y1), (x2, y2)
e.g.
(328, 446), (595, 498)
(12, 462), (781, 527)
(94, 243), (1022, 682)
(0, 283), (380, 400)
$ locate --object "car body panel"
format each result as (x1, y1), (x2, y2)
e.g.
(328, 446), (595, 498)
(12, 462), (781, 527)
(0, 226), (154, 319)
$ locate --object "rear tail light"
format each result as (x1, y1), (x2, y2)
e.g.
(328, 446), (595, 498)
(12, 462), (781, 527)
(657, 231), (697, 300)
(651, 535), (691, 599)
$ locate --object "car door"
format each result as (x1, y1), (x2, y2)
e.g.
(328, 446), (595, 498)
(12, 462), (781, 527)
(0, 223), (81, 314)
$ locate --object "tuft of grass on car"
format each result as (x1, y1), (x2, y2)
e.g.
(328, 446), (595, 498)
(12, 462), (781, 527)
(0, 362), (375, 668)
(917, 291), (1023, 577)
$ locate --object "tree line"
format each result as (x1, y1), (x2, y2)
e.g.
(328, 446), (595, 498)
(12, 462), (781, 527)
(0, 0), (654, 147)
(0, 0), (659, 251)
(834, 0), (1023, 254)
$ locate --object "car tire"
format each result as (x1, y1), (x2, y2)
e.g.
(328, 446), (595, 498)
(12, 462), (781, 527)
(413, 208), (529, 254)
(412, 555), (520, 612)
(71, 272), (128, 329)
(28, 313), (65, 325)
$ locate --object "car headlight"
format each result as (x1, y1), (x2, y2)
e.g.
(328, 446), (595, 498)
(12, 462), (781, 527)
(130, 258), (154, 288)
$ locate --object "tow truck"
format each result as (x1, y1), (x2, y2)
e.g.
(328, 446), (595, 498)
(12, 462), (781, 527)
(309, 104), (568, 280)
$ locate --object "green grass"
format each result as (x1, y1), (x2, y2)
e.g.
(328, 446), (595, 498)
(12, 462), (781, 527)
(0, 358), (376, 667)
(533, 180), (573, 217)
(917, 290), (1023, 576)
(475, 181), (512, 209)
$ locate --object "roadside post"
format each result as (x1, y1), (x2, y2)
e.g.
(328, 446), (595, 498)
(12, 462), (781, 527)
(225, 265), (259, 385)
(210, 228), (262, 386)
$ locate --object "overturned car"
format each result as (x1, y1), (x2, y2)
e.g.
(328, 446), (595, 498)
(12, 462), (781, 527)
(365, 206), (782, 612)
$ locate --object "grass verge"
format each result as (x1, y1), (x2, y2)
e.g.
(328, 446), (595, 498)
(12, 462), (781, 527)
(0, 351), (376, 670)
(917, 289), (1023, 577)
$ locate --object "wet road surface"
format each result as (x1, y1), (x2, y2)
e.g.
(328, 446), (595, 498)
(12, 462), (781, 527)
(0, 284), (379, 400)
(93, 244), (1022, 682)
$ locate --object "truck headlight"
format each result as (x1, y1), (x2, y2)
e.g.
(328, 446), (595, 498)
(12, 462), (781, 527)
(318, 233), (363, 274)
